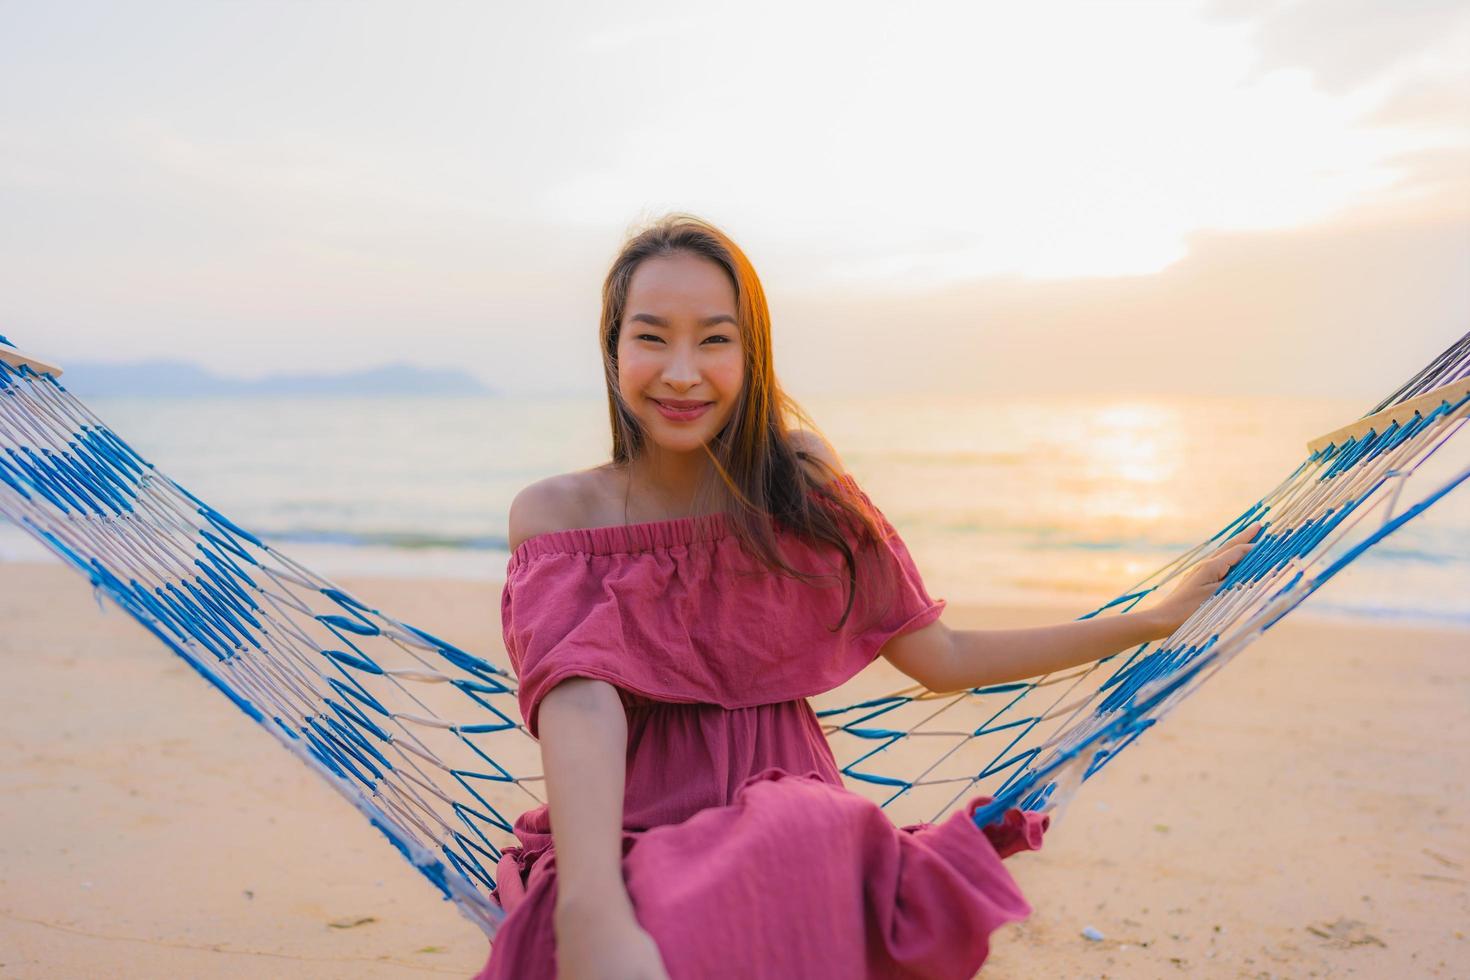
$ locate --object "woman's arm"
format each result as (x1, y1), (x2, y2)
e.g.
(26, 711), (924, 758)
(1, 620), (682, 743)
(539, 678), (669, 979)
(541, 678), (633, 920)
(511, 480), (634, 915)
(787, 427), (1260, 692)
(882, 525), (1259, 693)
(883, 611), (1164, 694)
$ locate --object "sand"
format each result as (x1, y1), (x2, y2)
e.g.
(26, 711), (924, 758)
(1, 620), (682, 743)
(0, 562), (1466, 979)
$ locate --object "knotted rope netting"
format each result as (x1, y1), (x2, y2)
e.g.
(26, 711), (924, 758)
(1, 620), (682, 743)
(1, 332), (1466, 937)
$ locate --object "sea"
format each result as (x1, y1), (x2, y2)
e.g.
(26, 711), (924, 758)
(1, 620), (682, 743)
(4, 392), (1467, 628)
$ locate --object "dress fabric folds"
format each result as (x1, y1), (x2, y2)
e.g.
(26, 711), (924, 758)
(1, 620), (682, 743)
(476, 475), (1047, 980)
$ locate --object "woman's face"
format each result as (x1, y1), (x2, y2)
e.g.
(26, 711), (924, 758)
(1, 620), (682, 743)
(616, 251), (745, 456)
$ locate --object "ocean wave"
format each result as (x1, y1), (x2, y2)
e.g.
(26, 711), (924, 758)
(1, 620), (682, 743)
(927, 522), (1468, 565)
(256, 527), (512, 552)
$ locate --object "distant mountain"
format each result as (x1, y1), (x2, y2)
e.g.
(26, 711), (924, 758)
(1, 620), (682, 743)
(59, 360), (494, 398)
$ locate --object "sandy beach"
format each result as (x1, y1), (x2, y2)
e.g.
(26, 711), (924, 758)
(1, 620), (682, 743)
(1, 562), (1466, 979)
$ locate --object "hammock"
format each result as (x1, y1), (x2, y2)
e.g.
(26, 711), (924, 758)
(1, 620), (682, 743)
(1, 332), (1466, 938)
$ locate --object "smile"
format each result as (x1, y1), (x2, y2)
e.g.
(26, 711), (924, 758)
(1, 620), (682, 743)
(651, 398), (713, 422)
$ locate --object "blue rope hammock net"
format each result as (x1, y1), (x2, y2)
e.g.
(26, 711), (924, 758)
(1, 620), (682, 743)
(1, 332), (1466, 938)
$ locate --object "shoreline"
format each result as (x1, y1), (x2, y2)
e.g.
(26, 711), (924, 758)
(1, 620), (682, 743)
(2, 563), (1467, 977)
(1, 546), (1464, 634)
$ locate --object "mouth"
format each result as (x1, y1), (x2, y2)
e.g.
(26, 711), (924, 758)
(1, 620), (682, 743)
(650, 397), (714, 422)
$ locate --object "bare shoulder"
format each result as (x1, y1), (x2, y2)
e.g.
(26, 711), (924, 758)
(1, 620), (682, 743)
(787, 428), (846, 482)
(508, 469), (616, 550)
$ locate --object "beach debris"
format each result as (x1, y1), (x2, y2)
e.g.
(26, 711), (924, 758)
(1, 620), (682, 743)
(416, 945), (446, 954)
(1305, 918), (1386, 949)
(1082, 926), (1105, 942)
(1423, 848), (1461, 869)
(328, 915), (378, 930)
(242, 889), (254, 900)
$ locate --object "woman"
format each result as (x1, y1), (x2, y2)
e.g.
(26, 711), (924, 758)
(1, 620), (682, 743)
(477, 214), (1255, 979)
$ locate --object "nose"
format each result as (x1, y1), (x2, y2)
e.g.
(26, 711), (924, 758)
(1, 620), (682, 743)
(662, 344), (700, 391)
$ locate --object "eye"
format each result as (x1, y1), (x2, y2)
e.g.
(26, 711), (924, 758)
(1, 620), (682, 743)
(636, 333), (664, 343)
(702, 335), (733, 345)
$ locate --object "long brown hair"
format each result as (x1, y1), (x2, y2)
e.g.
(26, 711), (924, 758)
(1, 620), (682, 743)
(599, 213), (885, 628)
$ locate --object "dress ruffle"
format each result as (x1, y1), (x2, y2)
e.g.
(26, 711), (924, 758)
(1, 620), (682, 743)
(502, 474), (945, 737)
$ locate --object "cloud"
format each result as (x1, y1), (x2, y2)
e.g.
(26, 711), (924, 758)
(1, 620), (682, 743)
(4, 2), (1464, 402)
(1365, 68), (1470, 130)
(569, 14), (716, 54)
(1207, 0), (1469, 96)
(771, 188), (1468, 403)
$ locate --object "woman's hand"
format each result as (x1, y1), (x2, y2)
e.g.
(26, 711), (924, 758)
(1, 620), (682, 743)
(1143, 523), (1262, 639)
(555, 898), (670, 980)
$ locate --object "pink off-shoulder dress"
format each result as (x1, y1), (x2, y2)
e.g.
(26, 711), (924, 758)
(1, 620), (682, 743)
(475, 476), (1047, 980)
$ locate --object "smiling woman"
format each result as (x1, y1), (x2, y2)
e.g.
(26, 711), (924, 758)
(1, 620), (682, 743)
(485, 215), (1029, 980)
(474, 214), (1255, 980)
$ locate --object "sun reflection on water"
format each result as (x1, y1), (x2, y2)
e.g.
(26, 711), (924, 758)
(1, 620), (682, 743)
(1073, 401), (1184, 526)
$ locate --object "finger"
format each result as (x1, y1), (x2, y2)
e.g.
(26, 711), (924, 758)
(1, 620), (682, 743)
(1218, 524), (1260, 549)
(1206, 542), (1240, 564)
(1190, 557), (1227, 583)
(1220, 544), (1255, 577)
(1209, 530), (1260, 562)
(1191, 540), (1252, 585)
(1218, 549), (1247, 575)
(1221, 545), (1252, 571)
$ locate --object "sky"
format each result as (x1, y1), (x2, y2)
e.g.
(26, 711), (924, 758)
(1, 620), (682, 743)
(1, 0), (1466, 400)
